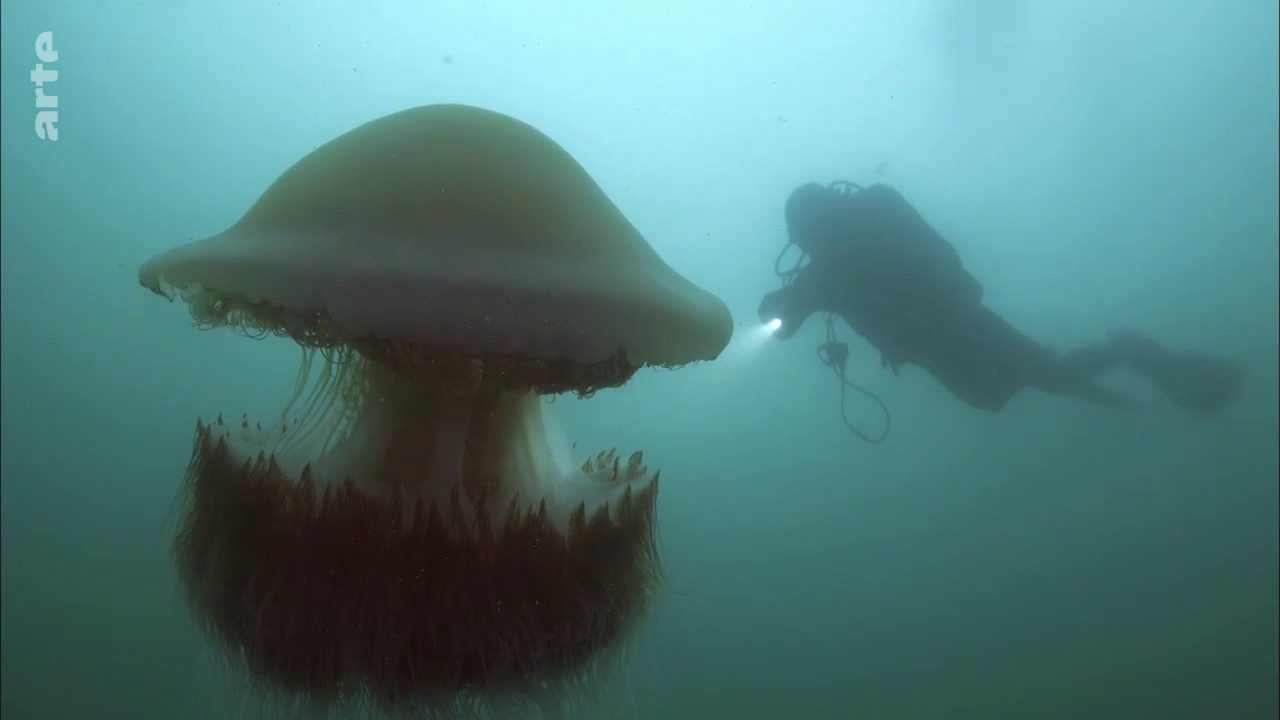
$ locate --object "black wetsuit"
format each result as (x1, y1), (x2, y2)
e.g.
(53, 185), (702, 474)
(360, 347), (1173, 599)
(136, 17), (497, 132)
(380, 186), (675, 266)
(759, 183), (1242, 416)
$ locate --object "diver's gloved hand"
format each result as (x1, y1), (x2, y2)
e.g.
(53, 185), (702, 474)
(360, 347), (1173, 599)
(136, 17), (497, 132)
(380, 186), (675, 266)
(758, 289), (801, 340)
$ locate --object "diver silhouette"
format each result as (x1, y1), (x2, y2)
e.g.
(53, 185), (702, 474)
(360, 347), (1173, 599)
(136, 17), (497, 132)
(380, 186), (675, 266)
(758, 181), (1244, 442)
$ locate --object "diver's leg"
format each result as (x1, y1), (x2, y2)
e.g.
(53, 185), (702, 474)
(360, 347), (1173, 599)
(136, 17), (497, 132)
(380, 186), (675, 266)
(1073, 381), (1141, 409)
(1011, 327), (1145, 407)
(1026, 355), (1142, 409)
(1119, 334), (1244, 418)
(915, 306), (1034, 412)
(1051, 330), (1242, 417)
(917, 353), (1020, 413)
(1052, 333), (1142, 382)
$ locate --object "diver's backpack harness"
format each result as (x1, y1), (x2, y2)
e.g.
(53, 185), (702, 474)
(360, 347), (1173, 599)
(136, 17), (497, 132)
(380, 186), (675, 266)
(774, 180), (891, 445)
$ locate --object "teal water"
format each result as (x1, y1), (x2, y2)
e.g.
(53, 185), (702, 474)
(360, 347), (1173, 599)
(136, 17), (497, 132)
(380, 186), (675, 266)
(2, 1), (1276, 718)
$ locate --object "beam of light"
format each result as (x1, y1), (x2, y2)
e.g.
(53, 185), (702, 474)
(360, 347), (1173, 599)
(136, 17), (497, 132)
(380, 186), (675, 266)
(753, 317), (782, 342)
(715, 318), (784, 368)
(745, 318), (782, 345)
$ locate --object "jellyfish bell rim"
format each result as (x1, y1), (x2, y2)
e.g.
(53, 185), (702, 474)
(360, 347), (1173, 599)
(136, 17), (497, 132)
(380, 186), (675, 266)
(138, 223), (732, 370)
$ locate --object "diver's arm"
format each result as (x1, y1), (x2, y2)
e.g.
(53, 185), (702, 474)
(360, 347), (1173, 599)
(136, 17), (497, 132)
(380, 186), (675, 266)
(757, 269), (828, 340)
(759, 267), (906, 376)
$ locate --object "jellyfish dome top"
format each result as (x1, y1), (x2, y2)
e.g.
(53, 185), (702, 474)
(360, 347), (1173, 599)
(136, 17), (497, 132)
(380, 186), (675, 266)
(137, 104), (732, 715)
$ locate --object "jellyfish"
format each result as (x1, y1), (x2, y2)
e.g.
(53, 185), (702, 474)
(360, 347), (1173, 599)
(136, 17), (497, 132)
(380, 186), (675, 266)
(137, 104), (733, 714)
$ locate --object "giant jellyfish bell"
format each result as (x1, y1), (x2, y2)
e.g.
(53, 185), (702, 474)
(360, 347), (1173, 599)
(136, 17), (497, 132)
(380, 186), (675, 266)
(137, 104), (733, 714)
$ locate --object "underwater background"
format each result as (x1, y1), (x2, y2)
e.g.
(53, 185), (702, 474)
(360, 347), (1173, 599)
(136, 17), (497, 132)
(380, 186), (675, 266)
(2, 1), (1276, 718)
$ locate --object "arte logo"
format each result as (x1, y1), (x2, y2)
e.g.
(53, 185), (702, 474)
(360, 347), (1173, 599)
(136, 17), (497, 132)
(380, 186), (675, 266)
(32, 31), (59, 141)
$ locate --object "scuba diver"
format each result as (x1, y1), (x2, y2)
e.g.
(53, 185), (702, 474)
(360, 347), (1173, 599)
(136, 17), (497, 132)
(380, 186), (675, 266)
(757, 181), (1244, 443)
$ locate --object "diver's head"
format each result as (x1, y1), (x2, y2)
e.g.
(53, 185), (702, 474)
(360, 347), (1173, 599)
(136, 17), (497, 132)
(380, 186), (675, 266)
(785, 183), (846, 257)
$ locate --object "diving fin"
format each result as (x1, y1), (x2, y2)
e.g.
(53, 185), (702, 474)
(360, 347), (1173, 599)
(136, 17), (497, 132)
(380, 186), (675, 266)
(1145, 351), (1243, 419)
(1115, 330), (1243, 419)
